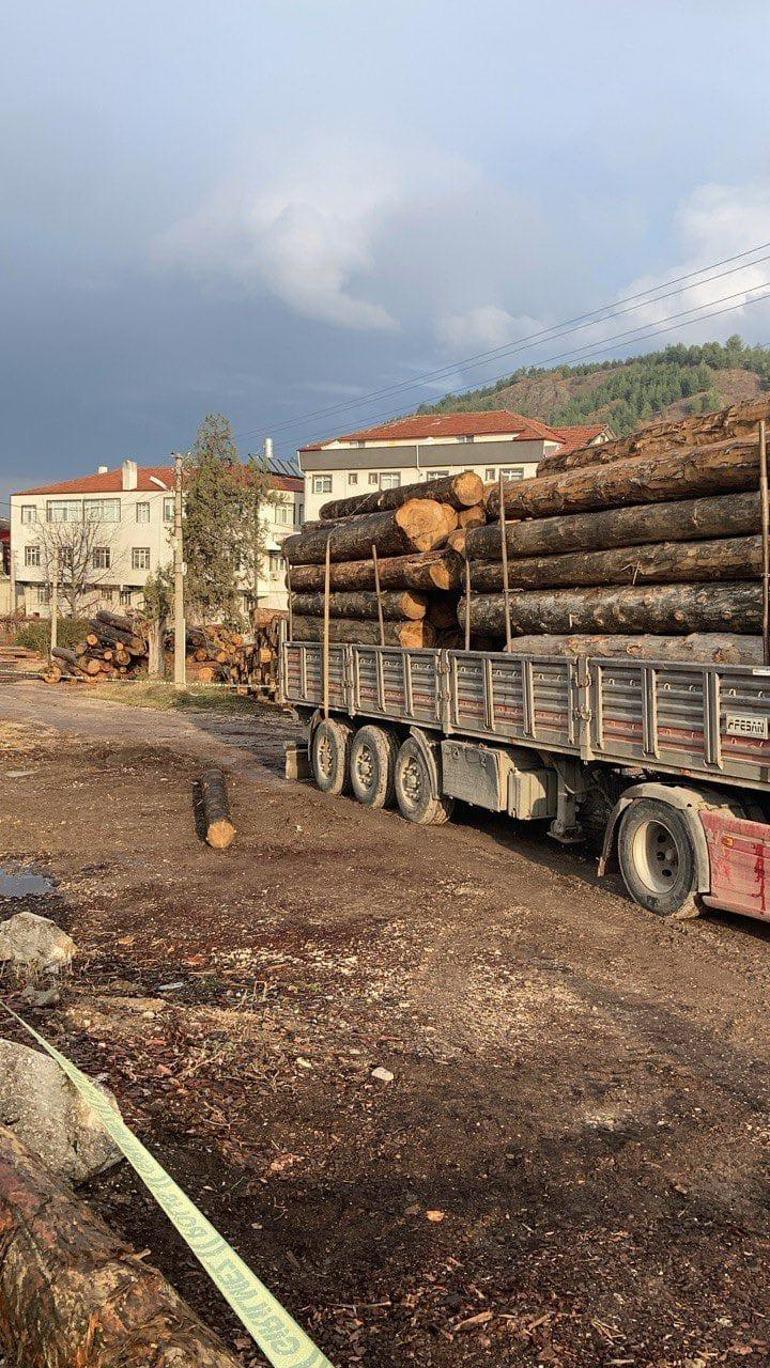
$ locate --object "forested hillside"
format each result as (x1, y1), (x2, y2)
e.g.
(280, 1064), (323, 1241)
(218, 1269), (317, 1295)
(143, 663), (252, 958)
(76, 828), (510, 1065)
(420, 337), (770, 436)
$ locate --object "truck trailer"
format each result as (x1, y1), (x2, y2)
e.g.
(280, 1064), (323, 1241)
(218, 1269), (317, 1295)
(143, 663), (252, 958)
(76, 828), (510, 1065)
(280, 637), (770, 924)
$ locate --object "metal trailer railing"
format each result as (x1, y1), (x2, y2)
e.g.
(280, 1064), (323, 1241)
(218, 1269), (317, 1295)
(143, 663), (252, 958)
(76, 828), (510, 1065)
(281, 640), (770, 794)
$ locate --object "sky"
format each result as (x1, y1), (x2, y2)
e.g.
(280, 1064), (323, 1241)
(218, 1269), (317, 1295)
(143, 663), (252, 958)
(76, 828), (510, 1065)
(2, 0), (770, 505)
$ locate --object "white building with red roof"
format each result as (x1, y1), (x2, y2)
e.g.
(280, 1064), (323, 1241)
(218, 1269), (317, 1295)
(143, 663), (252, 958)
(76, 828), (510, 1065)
(10, 457), (303, 618)
(299, 411), (612, 521)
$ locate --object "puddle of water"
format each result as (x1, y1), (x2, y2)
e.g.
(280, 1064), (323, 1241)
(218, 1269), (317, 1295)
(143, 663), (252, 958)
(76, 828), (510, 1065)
(0, 866), (54, 898)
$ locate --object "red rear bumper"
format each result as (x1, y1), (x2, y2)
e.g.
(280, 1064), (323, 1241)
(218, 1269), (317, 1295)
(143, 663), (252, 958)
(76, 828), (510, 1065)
(700, 809), (770, 921)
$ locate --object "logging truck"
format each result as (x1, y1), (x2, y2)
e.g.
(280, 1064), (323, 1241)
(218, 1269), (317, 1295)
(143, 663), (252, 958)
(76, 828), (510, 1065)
(280, 638), (770, 924)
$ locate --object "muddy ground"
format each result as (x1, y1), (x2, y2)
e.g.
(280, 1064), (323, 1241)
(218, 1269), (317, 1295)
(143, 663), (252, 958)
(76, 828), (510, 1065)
(0, 680), (768, 1367)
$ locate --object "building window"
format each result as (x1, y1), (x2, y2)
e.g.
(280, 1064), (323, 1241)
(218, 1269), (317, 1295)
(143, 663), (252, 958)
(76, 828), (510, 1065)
(348, 472), (358, 486)
(500, 467), (525, 483)
(120, 588), (132, 605)
(268, 551), (281, 573)
(313, 475), (332, 495)
(37, 585), (50, 605)
(368, 473), (379, 486)
(426, 470), (450, 481)
(102, 588), (114, 603)
(92, 547), (111, 570)
(485, 468), (496, 482)
(354, 440), (365, 448)
(296, 503), (304, 525)
(21, 505), (37, 524)
(163, 496), (175, 522)
(275, 503), (290, 525)
(132, 547), (151, 571)
(380, 472), (401, 490)
(85, 498), (120, 522)
(46, 499), (81, 523)
(24, 545), (41, 567)
(135, 502), (150, 523)
(457, 435), (474, 443)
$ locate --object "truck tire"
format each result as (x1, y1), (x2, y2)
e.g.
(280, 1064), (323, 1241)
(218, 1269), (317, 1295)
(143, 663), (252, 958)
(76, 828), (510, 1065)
(310, 718), (353, 796)
(349, 725), (399, 809)
(394, 737), (454, 826)
(617, 798), (701, 919)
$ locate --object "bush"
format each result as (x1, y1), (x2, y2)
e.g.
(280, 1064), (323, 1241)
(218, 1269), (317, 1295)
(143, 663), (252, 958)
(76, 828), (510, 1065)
(15, 618), (90, 654)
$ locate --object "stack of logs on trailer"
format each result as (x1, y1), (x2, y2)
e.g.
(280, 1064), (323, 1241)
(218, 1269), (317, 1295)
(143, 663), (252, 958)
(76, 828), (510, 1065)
(282, 472), (486, 647)
(461, 395), (770, 663)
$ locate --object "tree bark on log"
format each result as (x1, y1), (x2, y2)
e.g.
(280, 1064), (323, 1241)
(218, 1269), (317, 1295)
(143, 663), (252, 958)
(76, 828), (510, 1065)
(457, 505), (486, 529)
(537, 395), (770, 476)
(287, 548), (463, 593)
(291, 616), (436, 648)
(0, 1124), (243, 1368)
(467, 489), (761, 561)
(290, 589), (427, 621)
(485, 438), (761, 521)
(459, 582), (762, 636)
(318, 470), (483, 520)
(283, 499), (447, 564)
(467, 534), (762, 591)
(198, 768), (236, 850)
(501, 633), (766, 664)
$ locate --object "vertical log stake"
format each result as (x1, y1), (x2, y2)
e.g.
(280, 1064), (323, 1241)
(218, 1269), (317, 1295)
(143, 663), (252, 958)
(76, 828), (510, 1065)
(498, 471), (513, 651)
(371, 544), (386, 647)
(322, 536), (331, 718)
(760, 420), (769, 666)
(464, 556), (472, 653)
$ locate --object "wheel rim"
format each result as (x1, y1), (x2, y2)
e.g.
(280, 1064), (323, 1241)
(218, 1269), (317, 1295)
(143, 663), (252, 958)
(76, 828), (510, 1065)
(400, 754), (423, 810)
(355, 742), (375, 794)
(631, 818), (680, 894)
(316, 733), (333, 780)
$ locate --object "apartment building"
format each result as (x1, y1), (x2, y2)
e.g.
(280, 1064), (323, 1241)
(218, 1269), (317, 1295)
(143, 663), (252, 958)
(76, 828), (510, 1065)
(299, 411), (611, 521)
(10, 458), (303, 617)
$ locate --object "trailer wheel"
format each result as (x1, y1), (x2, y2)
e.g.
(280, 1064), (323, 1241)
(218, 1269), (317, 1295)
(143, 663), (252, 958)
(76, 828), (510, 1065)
(310, 718), (353, 796)
(617, 799), (701, 919)
(349, 725), (399, 809)
(394, 737), (454, 826)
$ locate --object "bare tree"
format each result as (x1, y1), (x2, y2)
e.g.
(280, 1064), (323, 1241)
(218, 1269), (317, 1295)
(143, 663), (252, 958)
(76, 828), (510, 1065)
(38, 517), (121, 617)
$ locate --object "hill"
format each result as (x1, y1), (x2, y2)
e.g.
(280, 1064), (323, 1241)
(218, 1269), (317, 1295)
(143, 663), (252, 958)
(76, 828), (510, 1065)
(419, 336), (770, 437)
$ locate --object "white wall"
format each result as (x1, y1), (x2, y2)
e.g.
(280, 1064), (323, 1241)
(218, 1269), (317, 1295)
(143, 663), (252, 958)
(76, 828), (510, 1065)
(10, 486), (301, 618)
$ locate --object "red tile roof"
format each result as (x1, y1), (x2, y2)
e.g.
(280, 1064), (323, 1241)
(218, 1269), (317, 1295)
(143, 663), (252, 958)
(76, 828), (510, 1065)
(551, 424), (613, 454)
(15, 465), (303, 497)
(300, 410), (564, 450)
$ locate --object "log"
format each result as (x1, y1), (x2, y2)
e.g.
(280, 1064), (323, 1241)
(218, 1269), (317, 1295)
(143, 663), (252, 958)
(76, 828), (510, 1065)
(486, 438), (761, 521)
(439, 504), (459, 536)
(287, 547), (463, 593)
(457, 505), (486, 529)
(0, 1124), (243, 1367)
(198, 768), (236, 850)
(94, 610), (143, 637)
(291, 615), (436, 648)
(458, 582), (763, 636)
(51, 646), (79, 667)
(283, 499), (447, 564)
(447, 529), (466, 554)
(290, 589), (427, 621)
(467, 489), (762, 561)
(537, 395), (770, 476)
(468, 534), (763, 592)
(427, 595), (461, 630)
(318, 470), (484, 520)
(501, 633), (766, 664)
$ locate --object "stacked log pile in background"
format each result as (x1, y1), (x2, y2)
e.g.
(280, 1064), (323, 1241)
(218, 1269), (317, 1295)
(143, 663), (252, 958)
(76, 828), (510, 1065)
(461, 396), (770, 663)
(283, 473), (485, 647)
(46, 610), (149, 683)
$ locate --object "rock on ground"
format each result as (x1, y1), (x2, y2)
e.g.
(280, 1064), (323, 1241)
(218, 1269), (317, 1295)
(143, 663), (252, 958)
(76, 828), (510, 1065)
(0, 911), (76, 975)
(0, 1038), (121, 1183)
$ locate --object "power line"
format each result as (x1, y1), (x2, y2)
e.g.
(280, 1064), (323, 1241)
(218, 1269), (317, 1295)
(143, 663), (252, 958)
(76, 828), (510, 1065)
(235, 239), (770, 448)
(289, 279), (770, 453)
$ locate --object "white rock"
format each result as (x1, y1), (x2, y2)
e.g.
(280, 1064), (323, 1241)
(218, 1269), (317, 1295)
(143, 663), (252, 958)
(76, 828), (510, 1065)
(0, 911), (76, 975)
(0, 1038), (121, 1183)
(371, 1066), (394, 1083)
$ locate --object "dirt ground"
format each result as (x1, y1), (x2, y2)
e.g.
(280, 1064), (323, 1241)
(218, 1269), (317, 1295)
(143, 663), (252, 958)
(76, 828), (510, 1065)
(1, 679), (769, 1368)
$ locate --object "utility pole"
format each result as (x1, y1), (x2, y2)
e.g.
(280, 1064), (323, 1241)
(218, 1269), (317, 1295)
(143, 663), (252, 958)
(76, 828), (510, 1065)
(173, 452), (186, 688)
(49, 549), (59, 657)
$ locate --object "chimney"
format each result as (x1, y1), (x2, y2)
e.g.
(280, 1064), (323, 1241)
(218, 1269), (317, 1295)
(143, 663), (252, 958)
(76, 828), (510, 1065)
(263, 436), (274, 464)
(97, 464), (109, 475)
(122, 459), (138, 491)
